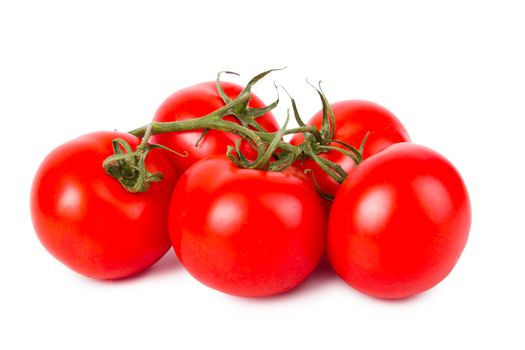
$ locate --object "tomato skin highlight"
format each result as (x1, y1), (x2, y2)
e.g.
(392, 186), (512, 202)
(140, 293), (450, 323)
(169, 156), (326, 297)
(291, 100), (410, 197)
(30, 131), (178, 280)
(328, 143), (471, 299)
(151, 81), (279, 173)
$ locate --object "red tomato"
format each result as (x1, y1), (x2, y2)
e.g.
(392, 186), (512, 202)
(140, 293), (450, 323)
(169, 156), (326, 297)
(151, 81), (279, 173)
(328, 143), (471, 299)
(291, 100), (410, 197)
(30, 131), (178, 280)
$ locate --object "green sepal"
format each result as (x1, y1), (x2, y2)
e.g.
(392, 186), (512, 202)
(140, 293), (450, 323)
(148, 143), (188, 157)
(216, 71), (240, 104)
(307, 79), (336, 141)
(103, 139), (166, 193)
(303, 169), (335, 201)
(195, 128), (210, 148)
(252, 111), (290, 170)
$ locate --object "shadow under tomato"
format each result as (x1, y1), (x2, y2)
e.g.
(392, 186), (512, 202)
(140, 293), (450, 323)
(286, 255), (341, 294)
(230, 255), (432, 304)
(139, 249), (181, 278)
(91, 249), (182, 285)
(230, 255), (342, 303)
(368, 288), (432, 304)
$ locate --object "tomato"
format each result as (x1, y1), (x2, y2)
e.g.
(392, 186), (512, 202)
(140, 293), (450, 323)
(168, 156), (326, 297)
(151, 81), (279, 173)
(30, 131), (178, 280)
(328, 143), (471, 299)
(291, 100), (410, 197)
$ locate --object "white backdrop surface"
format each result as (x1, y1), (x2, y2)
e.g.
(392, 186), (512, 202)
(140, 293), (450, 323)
(1, 1), (524, 349)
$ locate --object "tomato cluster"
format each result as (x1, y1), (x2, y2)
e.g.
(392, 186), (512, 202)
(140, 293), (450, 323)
(31, 71), (471, 300)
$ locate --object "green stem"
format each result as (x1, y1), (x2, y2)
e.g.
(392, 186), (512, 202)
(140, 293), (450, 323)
(105, 69), (366, 198)
(130, 114), (306, 161)
(318, 144), (360, 164)
(136, 124), (153, 152)
(283, 126), (319, 136)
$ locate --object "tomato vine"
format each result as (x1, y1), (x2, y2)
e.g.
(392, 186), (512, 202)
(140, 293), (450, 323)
(103, 69), (367, 196)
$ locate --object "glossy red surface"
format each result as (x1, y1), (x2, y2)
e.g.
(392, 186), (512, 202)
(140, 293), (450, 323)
(31, 131), (177, 279)
(291, 100), (410, 197)
(151, 81), (279, 172)
(328, 143), (471, 299)
(169, 156), (326, 297)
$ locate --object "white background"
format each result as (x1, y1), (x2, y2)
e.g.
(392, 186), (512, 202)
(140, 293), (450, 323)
(1, 1), (524, 349)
